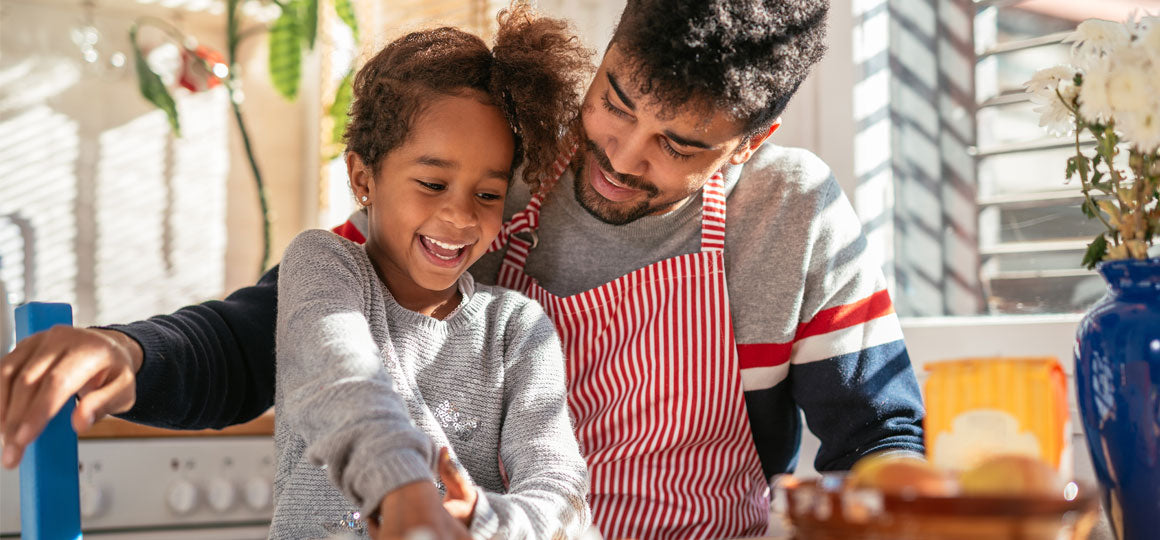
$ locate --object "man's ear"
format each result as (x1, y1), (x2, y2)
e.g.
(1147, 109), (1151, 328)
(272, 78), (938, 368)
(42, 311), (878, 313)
(728, 118), (781, 165)
(346, 153), (373, 204)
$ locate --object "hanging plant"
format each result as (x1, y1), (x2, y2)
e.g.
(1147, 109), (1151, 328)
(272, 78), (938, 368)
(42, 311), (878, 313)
(129, 0), (358, 274)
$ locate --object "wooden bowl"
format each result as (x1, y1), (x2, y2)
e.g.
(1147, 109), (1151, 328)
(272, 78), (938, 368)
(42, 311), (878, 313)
(770, 474), (1100, 540)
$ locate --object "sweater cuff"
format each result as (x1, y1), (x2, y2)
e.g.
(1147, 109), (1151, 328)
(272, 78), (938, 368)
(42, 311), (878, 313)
(354, 448), (437, 517)
(98, 322), (171, 426)
(469, 490), (499, 540)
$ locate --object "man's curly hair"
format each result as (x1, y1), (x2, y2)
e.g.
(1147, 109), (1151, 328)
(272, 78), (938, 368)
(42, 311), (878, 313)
(343, 2), (592, 192)
(611, 0), (828, 137)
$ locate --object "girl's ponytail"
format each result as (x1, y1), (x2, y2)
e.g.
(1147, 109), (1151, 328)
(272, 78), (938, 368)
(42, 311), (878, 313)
(489, 3), (593, 193)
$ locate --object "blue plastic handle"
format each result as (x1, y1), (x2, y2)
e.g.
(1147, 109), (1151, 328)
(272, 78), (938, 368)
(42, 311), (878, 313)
(14, 302), (82, 540)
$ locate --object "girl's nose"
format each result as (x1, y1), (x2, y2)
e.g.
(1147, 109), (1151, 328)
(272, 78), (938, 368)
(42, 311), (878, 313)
(441, 195), (478, 229)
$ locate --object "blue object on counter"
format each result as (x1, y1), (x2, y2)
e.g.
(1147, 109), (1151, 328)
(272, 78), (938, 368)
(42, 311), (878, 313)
(15, 302), (82, 540)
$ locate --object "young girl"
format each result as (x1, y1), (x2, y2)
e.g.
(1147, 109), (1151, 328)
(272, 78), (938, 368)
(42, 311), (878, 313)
(271, 5), (593, 538)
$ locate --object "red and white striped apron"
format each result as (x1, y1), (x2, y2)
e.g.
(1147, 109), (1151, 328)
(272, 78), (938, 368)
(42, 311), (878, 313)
(492, 148), (769, 539)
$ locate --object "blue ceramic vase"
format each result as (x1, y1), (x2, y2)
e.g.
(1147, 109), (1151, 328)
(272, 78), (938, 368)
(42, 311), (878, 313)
(1074, 257), (1160, 540)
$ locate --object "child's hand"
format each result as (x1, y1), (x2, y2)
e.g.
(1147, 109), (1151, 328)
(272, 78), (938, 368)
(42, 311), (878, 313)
(367, 480), (469, 540)
(438, 447), (478, 526)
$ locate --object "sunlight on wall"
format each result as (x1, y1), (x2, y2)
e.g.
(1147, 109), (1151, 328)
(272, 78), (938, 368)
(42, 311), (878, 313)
(0, 106), (81, 309)
(94, 111), (170, 323)
(169, 90), (228, 307)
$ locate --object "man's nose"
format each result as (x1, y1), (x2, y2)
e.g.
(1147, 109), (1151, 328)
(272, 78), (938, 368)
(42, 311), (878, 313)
(603, 130), (650, 178)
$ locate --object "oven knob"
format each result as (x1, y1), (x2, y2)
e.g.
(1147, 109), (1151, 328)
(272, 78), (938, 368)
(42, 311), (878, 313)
(244, 477), (272, 510)
(79, 480), (105, 518)
(207, 477), (236, 512)
(166, 480), (199, 515)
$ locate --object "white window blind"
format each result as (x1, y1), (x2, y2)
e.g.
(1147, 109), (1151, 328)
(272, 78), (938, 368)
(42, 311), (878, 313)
(973, 1), (1107, 314)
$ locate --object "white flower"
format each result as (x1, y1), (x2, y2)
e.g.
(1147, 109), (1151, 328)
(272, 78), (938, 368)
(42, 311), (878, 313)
(1078, 62), (1114, 122)
(1135, 18), (1160, 59)
(1032, 93), (1077, 136)
(1107, 63), (1153, 116)
(1026, 65), (1078, 96)
(1117, 104), (1160, 153)
(1026, 66), (1079, 135)
(1068, 19), (1132, 60)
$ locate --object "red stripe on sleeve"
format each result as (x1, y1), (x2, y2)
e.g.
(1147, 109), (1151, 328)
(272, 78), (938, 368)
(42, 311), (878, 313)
(795, 289), (894, 341)
(331, 220), (366, 244)
(737, 342), (793, 369)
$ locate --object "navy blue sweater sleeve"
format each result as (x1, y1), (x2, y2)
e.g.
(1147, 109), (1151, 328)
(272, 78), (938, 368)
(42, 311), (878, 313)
(104, 266), (280, 429)
(791, 340), (925, 472)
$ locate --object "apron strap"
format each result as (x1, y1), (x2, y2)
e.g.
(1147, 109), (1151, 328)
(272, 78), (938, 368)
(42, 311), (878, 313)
(700, 171), (727, 253)
(488, 142), (578, 254)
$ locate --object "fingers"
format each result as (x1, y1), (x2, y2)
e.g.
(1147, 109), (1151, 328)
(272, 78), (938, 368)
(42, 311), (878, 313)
(1, 333), (44, 435)
(438, 448), (470, 501)
(1, 347), (72, 469)
(0, 327), (135, 469)
(72, 368), (136, 433)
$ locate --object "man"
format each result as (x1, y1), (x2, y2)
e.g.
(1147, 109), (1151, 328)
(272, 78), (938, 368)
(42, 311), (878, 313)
(1, 0), (923, 538)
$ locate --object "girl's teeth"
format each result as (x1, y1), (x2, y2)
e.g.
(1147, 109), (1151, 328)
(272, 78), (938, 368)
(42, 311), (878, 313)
(427, 236), (468, 250)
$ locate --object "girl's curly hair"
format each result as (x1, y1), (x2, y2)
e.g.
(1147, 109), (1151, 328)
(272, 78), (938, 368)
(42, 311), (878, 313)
(343, 3), (593, 192)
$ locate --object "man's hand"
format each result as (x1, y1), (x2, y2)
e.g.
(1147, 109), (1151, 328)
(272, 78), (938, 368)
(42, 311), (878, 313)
(0, 327), (142, 468)
(367, 480), (470, 540)
(438, 447), (477, 526)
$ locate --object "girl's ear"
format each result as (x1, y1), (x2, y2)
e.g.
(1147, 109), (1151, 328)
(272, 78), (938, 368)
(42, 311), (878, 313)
(346, 153), (374, 205)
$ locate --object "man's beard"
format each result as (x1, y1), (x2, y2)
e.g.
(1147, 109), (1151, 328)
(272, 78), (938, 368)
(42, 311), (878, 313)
(571, 139), (680, 226)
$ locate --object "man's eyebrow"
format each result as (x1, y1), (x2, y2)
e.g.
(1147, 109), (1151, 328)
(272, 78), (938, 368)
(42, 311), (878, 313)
(414, 155), (456, 168)
(663, 129), (712, 150)
(606, 71), (635, 111)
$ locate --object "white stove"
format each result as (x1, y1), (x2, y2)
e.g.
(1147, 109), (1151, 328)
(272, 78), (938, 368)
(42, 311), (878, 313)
(0, 437), (274, 538)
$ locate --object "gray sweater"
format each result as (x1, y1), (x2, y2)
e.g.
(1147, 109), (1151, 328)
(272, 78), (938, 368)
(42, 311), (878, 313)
(272, 229), (590, 539)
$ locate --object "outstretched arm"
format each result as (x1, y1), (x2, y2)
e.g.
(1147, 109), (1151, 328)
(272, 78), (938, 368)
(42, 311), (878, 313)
(108, 266), (281, 429)
(0, 265), (281, 468)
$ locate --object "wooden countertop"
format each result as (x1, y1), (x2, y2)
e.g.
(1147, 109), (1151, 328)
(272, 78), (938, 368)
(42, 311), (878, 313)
(78, 410), (274, 439)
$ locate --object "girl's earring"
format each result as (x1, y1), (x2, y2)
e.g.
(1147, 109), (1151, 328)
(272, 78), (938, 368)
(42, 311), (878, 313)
(360, 195), (369, 204)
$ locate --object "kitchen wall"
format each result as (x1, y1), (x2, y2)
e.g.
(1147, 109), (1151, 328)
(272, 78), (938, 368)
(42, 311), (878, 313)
(0, 0), (308, 327)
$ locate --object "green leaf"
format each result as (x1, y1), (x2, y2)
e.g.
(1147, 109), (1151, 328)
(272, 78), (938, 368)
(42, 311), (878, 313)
(334, 0), (359, 41)
(1082, 234), (1108, 270)
(1081, 199), (1098, 219)
(299, 0), (318, 49)
(328, 67), (354, 155)
(130, 28), (181, 136)
(269, 6), (302, 100)
(1066, 156), (1077, 180)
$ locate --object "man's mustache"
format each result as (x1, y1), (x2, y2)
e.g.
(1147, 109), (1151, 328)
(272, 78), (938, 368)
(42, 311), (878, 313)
(584, 139), (659, 196)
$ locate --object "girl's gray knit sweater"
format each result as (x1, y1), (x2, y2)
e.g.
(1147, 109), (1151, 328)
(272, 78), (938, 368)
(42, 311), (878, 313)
(271, 229), (590, 539)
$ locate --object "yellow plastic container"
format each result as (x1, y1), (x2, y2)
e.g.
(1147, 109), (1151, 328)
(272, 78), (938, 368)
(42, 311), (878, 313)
(923, 357), (1070, 474)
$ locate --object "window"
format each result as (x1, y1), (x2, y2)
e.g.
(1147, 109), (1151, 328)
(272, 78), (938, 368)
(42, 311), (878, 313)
(974, 2), (1111, 314)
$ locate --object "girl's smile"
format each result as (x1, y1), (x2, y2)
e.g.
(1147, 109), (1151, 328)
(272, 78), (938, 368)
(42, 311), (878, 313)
(417, 234), (474, 267)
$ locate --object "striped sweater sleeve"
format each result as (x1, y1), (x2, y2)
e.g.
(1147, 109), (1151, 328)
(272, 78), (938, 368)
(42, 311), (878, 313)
(729, 152), (925, 475)
(787, 180), (923, 471)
